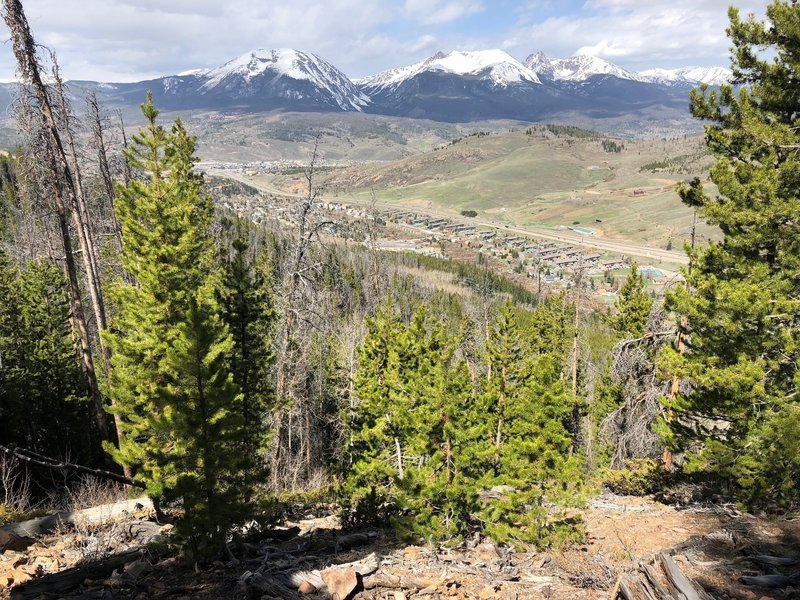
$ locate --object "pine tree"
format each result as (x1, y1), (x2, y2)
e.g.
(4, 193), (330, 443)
(608, 262), (653, 339)
(104, 95), (250, 552)
(343, 308), (409, 518)
(660, 1), (800, 507)
(475, 302), (582, 547)
(392, 315), (474, 542)
(0, 252), (97, 461)
(344, 306), (475, 541)
(218, 227), (276, 482)
(467, 301), (525, 476)
(0, 250), (23, 446)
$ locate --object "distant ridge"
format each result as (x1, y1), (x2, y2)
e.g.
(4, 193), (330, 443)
(0, 48), (731, 125)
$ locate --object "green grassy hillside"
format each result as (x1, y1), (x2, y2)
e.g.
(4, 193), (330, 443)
(282, 126), (718, 248)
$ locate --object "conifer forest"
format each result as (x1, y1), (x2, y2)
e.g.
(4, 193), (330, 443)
(0, 1), (799, 599)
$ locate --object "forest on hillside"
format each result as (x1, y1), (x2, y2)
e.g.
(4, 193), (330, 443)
(0, 2), (799, 592)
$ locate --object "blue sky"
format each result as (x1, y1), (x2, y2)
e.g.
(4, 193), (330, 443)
(0, 0), (769, 82)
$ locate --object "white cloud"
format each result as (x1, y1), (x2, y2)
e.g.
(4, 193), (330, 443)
(2, 0), (397, 81)
(575, 40), (632, 59)
(501, 0), (769, 70)
(407, 35), (440, 53)
(404, 0), (484, 26)
(0, 0), (771, 82)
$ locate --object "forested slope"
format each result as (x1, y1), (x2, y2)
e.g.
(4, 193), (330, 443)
(0, 4), (798, 593)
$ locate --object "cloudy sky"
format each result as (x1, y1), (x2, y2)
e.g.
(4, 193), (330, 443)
(0, 0), (769, 82)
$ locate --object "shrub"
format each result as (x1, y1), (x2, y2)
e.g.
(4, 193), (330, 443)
(600, 459), (667, 496)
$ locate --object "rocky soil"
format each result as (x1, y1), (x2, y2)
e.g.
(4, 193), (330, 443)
(1, 493), (798, 599)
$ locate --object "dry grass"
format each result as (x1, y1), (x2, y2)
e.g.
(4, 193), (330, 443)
(0, 454), (34, 521)
(64, 475), (128, 511)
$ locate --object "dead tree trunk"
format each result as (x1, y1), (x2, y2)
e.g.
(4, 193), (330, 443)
(271, 140), (320, 490)
(2, 0), (109, 442)
(87, 91), (123, 253)
(50, 55), (111, 364)
(663, 209), (696, 470)
(116, 109), (132, 186)
(366, 190), (381, 313)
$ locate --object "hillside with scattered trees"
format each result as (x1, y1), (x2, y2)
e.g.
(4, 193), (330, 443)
(1, 1), (799, 599)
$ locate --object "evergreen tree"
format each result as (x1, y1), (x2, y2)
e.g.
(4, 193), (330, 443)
(0, 154), (17, 240)
(608, 262), (653, 339)
(393, 320), (474, 542)
(104, 95), (250, 552)
(469, 301), (525, 475)
(218, 227), (276, 484)
(0, 252), (96, 461)
(474, 302), (583, 547)
(660, 1), (800, 507)
(344, 306), (475, 541)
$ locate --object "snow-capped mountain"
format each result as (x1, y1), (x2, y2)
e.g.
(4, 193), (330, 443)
(525, 53), (642, 82)
(638, 66), (732, 87)
(352, 49), (552, 122)
(357, 49), (540, 95)
(198, 49), (369, 111)
(48, 47), (729, 126)
(523, 52), (555, 80)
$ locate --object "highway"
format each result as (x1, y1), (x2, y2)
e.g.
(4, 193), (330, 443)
(210, 169), (690, 266)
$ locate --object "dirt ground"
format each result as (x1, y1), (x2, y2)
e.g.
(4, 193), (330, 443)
(2, 493), (798, 599)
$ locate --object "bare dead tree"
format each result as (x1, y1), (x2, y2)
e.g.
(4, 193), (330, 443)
(570, 255), (587, 453)
(271, 138), (334, 490)
(602, 306), (676, 468)
(115, 109), (132, 186)
(366, 189), (382, 313)
(49, 54), (112, 373)
(86, 91), (123, 253)
(1, 0), (110, 443)
(1, 130), (53, 264)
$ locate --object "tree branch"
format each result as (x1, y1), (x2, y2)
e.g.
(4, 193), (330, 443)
(0, 444), (145, 488)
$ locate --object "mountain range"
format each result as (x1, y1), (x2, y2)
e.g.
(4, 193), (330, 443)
(3, 48), (733, 124)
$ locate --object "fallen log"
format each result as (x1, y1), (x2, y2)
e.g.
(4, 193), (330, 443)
(362, 573), (441, 591)
(642, 563), (671, 599)
(657, 552), (710, 600)
(237, 570), (302, 599)
(740, 573), (800, 589)
(237, 551), (380, 599)
(617, 578), (638, 600)
(748, 555), (800, 567)
(240, 525), (301, 544)
(0, 497), (154, 548)
(616, 552), (711, 600)
(287, 551), (380, 590)
(9, 548), (148, 600)
(334, 532), (373, 552)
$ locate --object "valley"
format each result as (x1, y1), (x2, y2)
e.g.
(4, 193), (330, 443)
(211, 124), (715, 256)
(202, 122), (711, 309)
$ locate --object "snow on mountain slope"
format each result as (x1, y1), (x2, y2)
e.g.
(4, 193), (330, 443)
(523, 52), (555, 80)
(201, 48), (369, 110)
(639, 66), (732, 86)
(356, 49), (541, 93)
(547, 54), (643, 82)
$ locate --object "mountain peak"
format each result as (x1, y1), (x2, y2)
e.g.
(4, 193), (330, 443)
(638, 66), (732, 86)
(356, 48), (540, 92)
(524, 51), (555, 79)
(551, 54), (643, 82)
(524, 52), (641, 82)
(199, 48), (369, 111)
